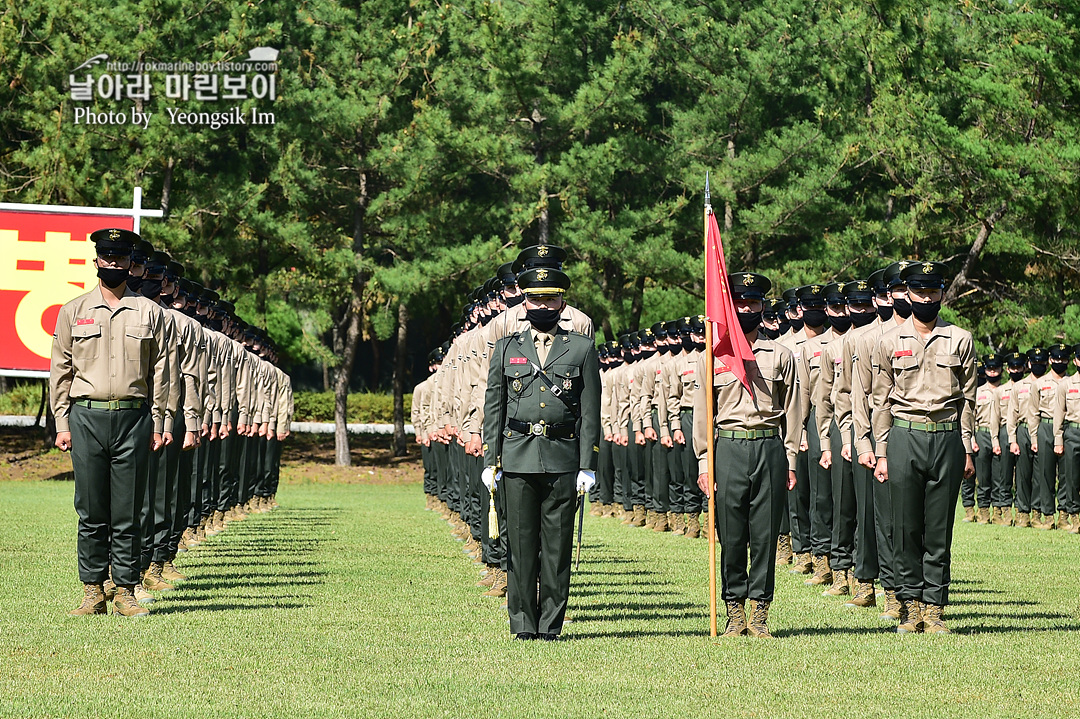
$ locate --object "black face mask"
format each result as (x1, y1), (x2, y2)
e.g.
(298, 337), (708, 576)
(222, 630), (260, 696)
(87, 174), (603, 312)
(479, 313), (493, 326)
(639, 347), (657, 360)
(525, 307), (559, 332)
(978, 375), (987, 386)
(1008, 370), (1025, 383)
(985, 373), (1002, 385)
(126, 275), (143, 292)
(681, 336), (696, 352)
(910, 300), (941, 323)
(802, 309), (827, 328)
(778, 321), (790, 335)
(850, 311), (877, 328)
(828, 315), (852, 333)
(97, 266), (129, 288)
(695, 341), (707, 352)
(876, 305), (894, 322)
(140, 281), (162, 300)
(505, 293), (525, 308)
(760, 326), (780, 340)
(737, 311), (762, 334)
(1051, 362), (1068, 376)
(892, 296), (912, 319)
(788, 318), (804, 333)
(1030, 363), (1047, 377)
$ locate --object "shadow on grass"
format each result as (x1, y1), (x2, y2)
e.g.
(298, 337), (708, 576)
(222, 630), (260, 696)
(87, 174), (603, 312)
(158, 507), (339, 614)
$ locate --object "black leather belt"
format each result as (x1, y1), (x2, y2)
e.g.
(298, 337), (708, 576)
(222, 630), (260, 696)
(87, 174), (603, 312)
(507, 418), (576, 439)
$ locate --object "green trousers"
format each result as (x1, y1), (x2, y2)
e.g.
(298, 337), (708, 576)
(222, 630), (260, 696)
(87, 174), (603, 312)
(1035, 421), (1060, 516)
(503, 470), (577, 636)
(70, 403), (152, 587)
(806, 409), (833, 557)
(788, 449), (811, 554)
(887, 425), (964, 606)
(1061, 425), (1080, 515)
(829, 420), (856, 572)
(963, 429), (995, 509)
(993, 427), (1016, 509)
(713, 435), (787, 602)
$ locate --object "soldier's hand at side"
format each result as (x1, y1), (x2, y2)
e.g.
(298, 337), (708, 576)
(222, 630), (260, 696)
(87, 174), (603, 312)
(634, 431), (645, 446)
(673, 429), (685, 445)
(211, 424), (219, 441)
(858, 452), (876, 470)
(604, 433), (613, 442)
(277, 432), (288, 441)
(1010, 441), (1019, 456)
(183, 431), (197, 450)
(841, 444), (852, 462)
(660, 435), (673, 448)
(151, 433), (163, 452)
(963, 454), (975, 479)
(972, 439), (979, 453)
(201, 423), (210, 438)
(1031, 442), (1039, 454)
(993, 445), (1001, 456)
(619, 434), (629, 446)
(1055, 444), (1064, 456)
(800, 438), (808, 452)
(787, 471), (797, 491)
(162, 431), (173, 447)
(219, 424), (230, 439)
(644, 427), (657, 441)
(874, 457), (888, 483)
(465, 434), (483, 457)
(55, 431), (71, 452)
(697, 472), (711, 498)
(819, 450), (832, 469)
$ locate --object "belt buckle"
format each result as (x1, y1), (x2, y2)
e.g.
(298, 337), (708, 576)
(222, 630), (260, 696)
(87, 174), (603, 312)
(108, 399), (120, 410)
(530, 423), (546, 436)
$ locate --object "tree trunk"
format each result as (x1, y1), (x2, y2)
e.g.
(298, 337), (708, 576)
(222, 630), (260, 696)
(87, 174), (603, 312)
(322, 361), (330, 392)
(160, 157), (175, 217)
(392, 302), (408, 457)
(333, 170), (370, 467)
(724, 138), (735, 233)
(943, 201), (1008, 305)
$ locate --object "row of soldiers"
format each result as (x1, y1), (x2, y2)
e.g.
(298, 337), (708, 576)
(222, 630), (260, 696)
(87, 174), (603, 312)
(965, 345), (1080, 530)
(416, 251), (1038, 636)
(51, 228), (294, 617)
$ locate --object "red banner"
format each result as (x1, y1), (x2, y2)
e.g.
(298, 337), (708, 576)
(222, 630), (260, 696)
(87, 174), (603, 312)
(0, 210), (134, 372)
(704, 210), (755, 394)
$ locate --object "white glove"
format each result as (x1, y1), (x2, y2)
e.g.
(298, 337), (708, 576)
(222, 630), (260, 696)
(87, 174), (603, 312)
(482, 466), (501, 491)
(576, 469), (596, 493)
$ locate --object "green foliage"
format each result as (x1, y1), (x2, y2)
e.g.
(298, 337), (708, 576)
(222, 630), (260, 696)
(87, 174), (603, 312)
(0, 382), (45, 416)
(291, 391), (412, 424)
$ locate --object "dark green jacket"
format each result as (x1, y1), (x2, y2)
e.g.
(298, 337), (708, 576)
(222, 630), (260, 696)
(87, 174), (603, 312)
(483, 327), (600, 474)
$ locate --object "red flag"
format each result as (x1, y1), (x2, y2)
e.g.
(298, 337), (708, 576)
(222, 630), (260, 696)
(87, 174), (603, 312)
(704, 209), (755, 394)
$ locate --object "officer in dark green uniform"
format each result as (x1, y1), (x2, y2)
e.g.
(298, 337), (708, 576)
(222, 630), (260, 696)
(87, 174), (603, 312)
(482, 267), (601, 641)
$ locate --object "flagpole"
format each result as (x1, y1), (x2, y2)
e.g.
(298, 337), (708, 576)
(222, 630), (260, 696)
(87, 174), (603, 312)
(704, 172), (718, 638)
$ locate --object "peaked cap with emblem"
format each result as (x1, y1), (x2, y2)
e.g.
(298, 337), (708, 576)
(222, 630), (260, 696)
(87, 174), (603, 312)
(868, 268), (888, 294)
(132, 239), (154, 263)
(1027, 347), (1047, 363)
(782, 287), (799, 308)
(842, 279), (874, 302)
(512, 243), (568, 273)
(728, 272), (770, 300)
(145, 250), (170, 274)
(797, 283), (827, 304)
(984, 353), (1004, 369)
(822, 282), (846, 305)
(689, 314), (706, 333)
(899, 260), (948, 289)
(1004, 350), (1027, 367)
(1049, 342), (1072, 360)
(517, 267), (570, 296)
(883, 260), (916, 288)
(497, 262), (517, 286)
(90, 228), (140, 255)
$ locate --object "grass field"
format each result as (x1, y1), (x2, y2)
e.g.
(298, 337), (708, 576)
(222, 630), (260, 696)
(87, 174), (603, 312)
(2, 433), (1079, 718)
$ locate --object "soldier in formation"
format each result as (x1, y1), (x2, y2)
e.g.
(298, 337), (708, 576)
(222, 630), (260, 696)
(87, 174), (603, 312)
(51, 228), (294, 617)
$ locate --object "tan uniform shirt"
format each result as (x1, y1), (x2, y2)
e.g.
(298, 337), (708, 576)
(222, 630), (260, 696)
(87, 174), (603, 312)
(692, 337), (800, 474)
(1029, 373), (1064, 452)
(815, 329), (852, 444)
(1007, 375), (1037, 448)
(50, 285), (170, 434)
(169, 309), (205, 428)
(871, 318), (977, 456)
(630, 352), (662, 435)
(996, 379), (1015, 444)
(1053, 373), (1080, 447)
(852, 318), (913, 457)
(975, 383), (1001, 452)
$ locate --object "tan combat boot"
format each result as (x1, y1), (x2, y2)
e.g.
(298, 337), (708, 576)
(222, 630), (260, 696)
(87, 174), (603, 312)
(671, 513), (686, 536)
(213, 510), (227, 533)
(620, 506), (635, 525)
(113, 585), (150, 617)
(962, 506), (975, 522)
(845, 580), (877, 608)
(142, 563), (175, 592)
(270, 494), (279, 509)
(193, 524), (207, 544)
(804, 555), (833, 586)
(1016, 511), (1031, 528)
(160, 561), (187, 583)
(68, 583), (107, 616)
(990, 507), (1006, 526)
(977, 507), (990, 524)
(747, 600), (773, 638)
(922, 603), (950, 634)
(879, 590), (901, 620)
(134, 583), (155, 605)
(1070, 514), (1080, 534)
(896, 599), (924, 634)
(483, 569), (507, 598)
(629, 505), (647, 528)
(103, 576), (116, 601)
(477, 568), (498, 588)
(775, 534), (793, 566)
(823, 567), (850, 596)
(652, 511), (669, 533)
(644, 510), (657, 530)
(721, 600), (747, 637)
(684, 513), (701, 539)
(1058, 512), (1071, 531)
(790, 552), (813, 575)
